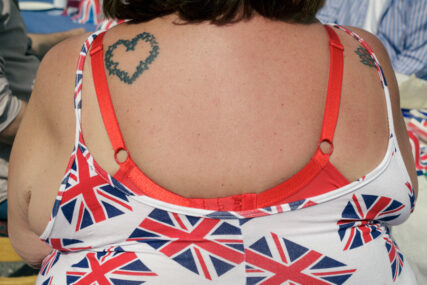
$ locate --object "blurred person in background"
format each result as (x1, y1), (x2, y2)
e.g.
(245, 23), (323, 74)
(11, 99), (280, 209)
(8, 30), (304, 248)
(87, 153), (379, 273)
(0, 0), (83, 234)
(316, 0), (427, 81)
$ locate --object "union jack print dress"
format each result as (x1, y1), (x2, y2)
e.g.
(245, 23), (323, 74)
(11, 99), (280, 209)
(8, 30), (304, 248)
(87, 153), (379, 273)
(37, 25), (417, 284)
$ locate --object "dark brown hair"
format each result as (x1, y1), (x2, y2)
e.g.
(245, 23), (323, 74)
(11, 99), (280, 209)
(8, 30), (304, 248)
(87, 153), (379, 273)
(103, 0), (325, 25)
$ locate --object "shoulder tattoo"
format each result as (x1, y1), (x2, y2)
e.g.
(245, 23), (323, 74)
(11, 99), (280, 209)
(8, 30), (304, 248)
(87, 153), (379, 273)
(105, 32), (160, 84)
(354, 46), (376, 68)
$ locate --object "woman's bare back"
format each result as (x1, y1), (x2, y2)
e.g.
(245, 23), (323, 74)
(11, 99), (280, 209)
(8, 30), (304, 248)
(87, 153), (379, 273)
(11, 16), (416, 238)
(83, 17), (388, 196)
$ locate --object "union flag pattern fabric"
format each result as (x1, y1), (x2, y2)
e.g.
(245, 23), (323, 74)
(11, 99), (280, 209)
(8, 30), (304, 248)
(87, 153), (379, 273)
(405, 182), (416, 213)
(42, 277), (53, 285)
(127, 209), (245, 280)
(384, 235), (405, 282)
(36, 26), (418, 284)
(40, 250), (60, 276)
(66, 251), (157, 284)
(244, 233), (356, 285)
(337, 194), (404, 250)
(59, 145), (134, 232)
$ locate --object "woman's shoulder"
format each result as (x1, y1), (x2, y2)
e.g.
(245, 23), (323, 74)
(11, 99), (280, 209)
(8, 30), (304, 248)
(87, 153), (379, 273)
(340, 26), (391, 68)
(33, 32), (91, 123)
(40, 31), (92, 82)
(334, 25), (418, 194)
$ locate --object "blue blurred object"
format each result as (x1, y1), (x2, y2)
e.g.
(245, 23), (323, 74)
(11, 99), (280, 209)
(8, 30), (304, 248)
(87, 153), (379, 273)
(19, 0), (96, 33)
(0, 200), (7, 220)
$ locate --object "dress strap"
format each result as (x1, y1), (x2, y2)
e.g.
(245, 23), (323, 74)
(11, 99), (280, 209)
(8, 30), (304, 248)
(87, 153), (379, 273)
(319, 25), (344, 155)
(89, 32), (129, 164)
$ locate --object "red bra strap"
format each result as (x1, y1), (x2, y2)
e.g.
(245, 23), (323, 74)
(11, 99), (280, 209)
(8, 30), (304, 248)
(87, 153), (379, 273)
(90, 32), (128, 163)
(319, 25), (344, 154)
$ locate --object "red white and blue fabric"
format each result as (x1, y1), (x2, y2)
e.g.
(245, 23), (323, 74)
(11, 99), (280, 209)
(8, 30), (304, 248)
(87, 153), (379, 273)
(62, 0), (81, 17)
(244, 232), (357, 285)
(402, 108), (427, 177)
(128, 209), (245, 280)
(57, 145), (134, 232)
(72, 0), (101, 25)
(96, 19), (126, 31)
(36, 25), (417, 284)
(42, 277), (53, 285)
(40, 250), (60, 277)
(337, 194), (405, 250)
(384, 234), (405, 282)
(66, 250), (157, 284)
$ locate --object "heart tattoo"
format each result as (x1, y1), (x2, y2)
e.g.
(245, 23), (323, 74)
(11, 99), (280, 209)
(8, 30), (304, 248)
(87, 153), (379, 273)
(105, 32), (160, 84)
